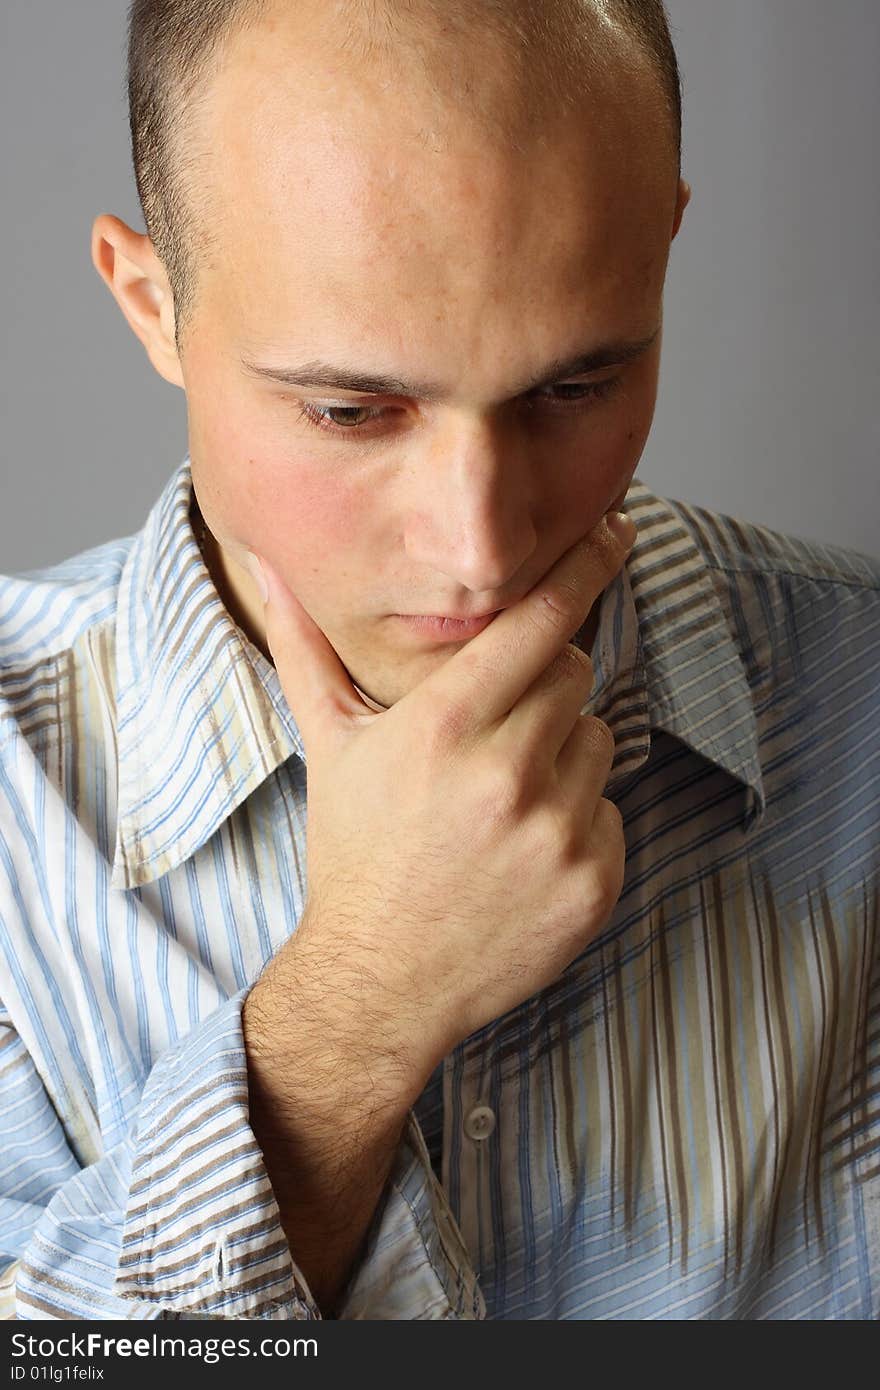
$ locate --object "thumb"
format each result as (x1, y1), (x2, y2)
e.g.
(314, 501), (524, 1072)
(248, 551), (369, 744)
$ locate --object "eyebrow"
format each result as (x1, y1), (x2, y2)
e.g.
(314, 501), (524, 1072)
(239, 326), (661, 402)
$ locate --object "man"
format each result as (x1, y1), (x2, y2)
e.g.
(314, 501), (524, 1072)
(0, 0), (877, 1320)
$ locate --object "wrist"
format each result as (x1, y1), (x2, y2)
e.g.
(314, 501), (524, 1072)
(243, 930), (432, 1122)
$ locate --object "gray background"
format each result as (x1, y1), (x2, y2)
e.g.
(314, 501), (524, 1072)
(2, 0), (878, 573)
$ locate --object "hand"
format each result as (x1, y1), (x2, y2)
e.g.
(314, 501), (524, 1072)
(252, 510), (637, 1077)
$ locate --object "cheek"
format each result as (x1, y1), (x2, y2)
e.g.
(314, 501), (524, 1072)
(247, 467), (365, 577)
(546, 380), (656, 535)
(195, 407), (367, 574)
(597, 371), (658, 490)
(565, 394), (653, 495)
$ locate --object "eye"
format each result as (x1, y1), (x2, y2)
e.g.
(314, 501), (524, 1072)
(528, 378), (622, 408)
(294, 375), (623, 439)
(296, 401), (386, 432)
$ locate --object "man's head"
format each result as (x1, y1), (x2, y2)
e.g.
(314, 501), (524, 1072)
(94, 0), (690, 707)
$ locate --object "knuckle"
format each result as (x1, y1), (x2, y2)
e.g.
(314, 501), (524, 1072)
(598, 868), (623, 919)
(550, 804), (584, 865)
(593, 516), (630, 570)
(538, 577), (583, 628)
(580, 865), (613, 923)
(562, 642), (593, 676)
(585, 858), (624, 920)
(597, 798), (626, 889)
(477, 752), (527, 823)
(598, 794), (624, 834)
(579, 714), (615, 761)
(543, 643), (593, 692)
(422, 690), (471, 750)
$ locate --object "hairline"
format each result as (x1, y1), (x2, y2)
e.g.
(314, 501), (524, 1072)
(131, 1), (682, 354)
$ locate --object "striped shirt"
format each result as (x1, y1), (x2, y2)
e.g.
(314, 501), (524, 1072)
(0, 455), (878, 1320)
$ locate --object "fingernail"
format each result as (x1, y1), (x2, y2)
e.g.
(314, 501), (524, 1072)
(246, 551), (269, 605)
(606, 510), (637, 550)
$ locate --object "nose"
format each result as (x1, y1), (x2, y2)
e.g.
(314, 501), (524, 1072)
(402, 418), (538, 595)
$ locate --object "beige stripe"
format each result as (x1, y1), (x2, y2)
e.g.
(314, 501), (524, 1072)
(611, 938), (635, 1232)
(642, 582), (709, 633)
(224, 1233), (292, 1280)
(129, 1115), (252, 1196)
(152, 517), (190, 619)
(545, 1030), (566, 1195)
(722, 512), (761, 559)
(0, 655), (63, 689)
(12, 718), (61, 748)
(649, 909), (674, 1261)
(161, 585), (223, 671)
(681, 503), (724, 562)
(700, 876), (731, 1271)
(15, 1285), (78, 1319)
(121, 1256), (298, 1308)
(656, 911), (689, 1272)
(118, 1178), (276, 1264)
(753, 882), (784, 1262)
(729, 869), (767, 1257)
(18, 1257), (101, 1317)
(67, 648), (80, 818)
(203, 665), (243, 809)
(231, 653), (275, 777)
(833, 1128), (880, 1169)
(712, 869), (747, 1274)
(132, 1070), (248, 1154)
(629, 566), (703, 612)
(759, 874), (798, 1262)
(579, 958), (604, 1195)
(2, 696), (58, 726)
(556, 1008), (577, 1190)
(809, 885), (843, 1242)
(126, 1228), (290, 1286)
(124, 1143), (266, 1231)
(593, 678), (644, 719)
(824, 1082), (880, 1134)
(599, 938), (618, 1223)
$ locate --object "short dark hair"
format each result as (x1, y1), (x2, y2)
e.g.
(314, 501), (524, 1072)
(126, 0), (683, 355)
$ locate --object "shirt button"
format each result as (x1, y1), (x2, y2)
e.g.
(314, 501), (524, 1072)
(464, 1104), (496, 1141)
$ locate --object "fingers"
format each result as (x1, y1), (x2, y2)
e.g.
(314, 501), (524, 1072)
(554, 713), (616, 808)
(497, 643), (596, 762)
(420, 511), (636, 736)
(253, 553), (371, 747)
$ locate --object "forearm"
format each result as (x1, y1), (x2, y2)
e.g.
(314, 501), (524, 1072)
(242, 932), (429, 1316)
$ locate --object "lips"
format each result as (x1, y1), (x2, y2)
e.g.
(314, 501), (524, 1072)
(404, 591), (527, 619)
(407, 608), (500, 620)
(395, 611), (501, 642)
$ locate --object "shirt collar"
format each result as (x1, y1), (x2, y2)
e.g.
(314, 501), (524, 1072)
(110, 458), (302, 890)
(111, 458), (765, 890)
(607, 481), (766, 833)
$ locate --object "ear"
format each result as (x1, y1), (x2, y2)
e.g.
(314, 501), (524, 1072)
(91, 214), (185, 389)
(671, 178), (691, 242)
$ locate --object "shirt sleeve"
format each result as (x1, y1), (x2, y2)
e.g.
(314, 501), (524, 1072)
(0, 989), (485, 1320)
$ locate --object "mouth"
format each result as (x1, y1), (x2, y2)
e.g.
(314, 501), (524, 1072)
(393, 611), (501, 641)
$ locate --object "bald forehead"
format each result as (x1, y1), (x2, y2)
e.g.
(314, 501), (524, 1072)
(212, 0), (654, 150)
(189, 0), (676, 313)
